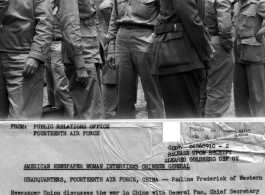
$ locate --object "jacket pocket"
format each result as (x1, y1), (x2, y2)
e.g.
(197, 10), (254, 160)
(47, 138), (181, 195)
(242, 11), (256, 28)
(240, 37), (263, 63)
(78, 0), (96, 19)
(152, 32), (190, 69)
(133, 0), (156, 20)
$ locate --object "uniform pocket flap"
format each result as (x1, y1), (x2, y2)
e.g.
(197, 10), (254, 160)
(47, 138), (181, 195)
(242, 2), (257, 17)
(241, 37), (261, 46)
(242, 11), (256, 17)
(164, 32), (183, 42)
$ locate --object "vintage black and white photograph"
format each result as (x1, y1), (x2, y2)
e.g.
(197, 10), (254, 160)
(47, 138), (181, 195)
(0, 0), (263, 120)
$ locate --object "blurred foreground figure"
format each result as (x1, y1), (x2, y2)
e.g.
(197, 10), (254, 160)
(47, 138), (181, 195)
(233, 0), (265, 117)
(98, 0), (117, 119)
(200, 0), (235, 117)
(107, 0), (164, 119)
(45, 0), (74, 119)
(59, 0), (104, 119)
(151, 0), (213, 118)
(0, 0), (53, 120)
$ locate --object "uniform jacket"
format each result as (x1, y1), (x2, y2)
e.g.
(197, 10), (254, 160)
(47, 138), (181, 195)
(233, 0), (265, 63)
(99, 0), (116, 85)
(0, 0), (9, 23)
(205, 0), (233, 36)
(205, 0), (233, 51)
(107, 0), (160, 55)
(151, 0), (212, 75)
(52, 0), (62, 39)
(0, 0), (53, 63)
(99, 0), (112, 49)
(59, 0), (102, 69)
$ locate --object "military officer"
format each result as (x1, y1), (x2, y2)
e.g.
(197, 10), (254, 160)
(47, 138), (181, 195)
(0, 0), (53, 119)
(45, 0), (74, 119)
(59, 0), (104, 119)
(107, 0), (165, 119)
(201, 0), (235, 117)
(233, 0), (265, 117)
(98, 0), (118, 119)
(151, 0), (213, 118)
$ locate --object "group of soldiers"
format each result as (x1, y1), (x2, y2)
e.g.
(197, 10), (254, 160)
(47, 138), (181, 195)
(0, 0), (264, 120)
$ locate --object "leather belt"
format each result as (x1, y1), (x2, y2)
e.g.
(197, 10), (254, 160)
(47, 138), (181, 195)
(120, 23), (154, 30)
(53, 37), (62, 41)
(155, 23), (184, 35)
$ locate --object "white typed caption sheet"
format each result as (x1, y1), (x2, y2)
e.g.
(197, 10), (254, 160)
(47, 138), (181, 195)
(0, 122), (264, 195)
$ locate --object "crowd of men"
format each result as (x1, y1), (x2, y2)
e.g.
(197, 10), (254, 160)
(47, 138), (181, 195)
(0, 0), (264, 120)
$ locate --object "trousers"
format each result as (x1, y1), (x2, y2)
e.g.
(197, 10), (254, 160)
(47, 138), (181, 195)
(159, 69), (206, 118)
(234, 62), (265, 117)
(102, 83), (117, 119)
(64, 62), (104, 119)
(0, 52), (44, 119)
(115, 27), (164, 119)
(45, 41), (74, 119)
(102, 61), (118, 119)
(200, 36), (235, 117)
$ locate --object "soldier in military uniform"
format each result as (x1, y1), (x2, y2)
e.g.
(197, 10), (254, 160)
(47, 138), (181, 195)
(98, 0), (118, 119)
(151, 0), (213, 118)
(233, 0), (265, 117)
(200, 0), (235, 117)
(0, 0), (53, 119)
(45, 0), (74, 119)
(59, 0), (104, 119)
(107, 0), (164, 119)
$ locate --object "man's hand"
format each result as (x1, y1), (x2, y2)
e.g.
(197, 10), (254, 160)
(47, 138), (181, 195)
(76, 67), (89, 88)
(220, 38), (233, 53)
(204, 53), (214, 69)
(22, 57), (40, 78)
(107, 54), (116, 70)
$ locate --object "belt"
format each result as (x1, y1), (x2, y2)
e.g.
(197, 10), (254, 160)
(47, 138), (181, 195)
(155, 23), (184, 35)
(120, 23), (154, 30)
(53, 37), (62, 41)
